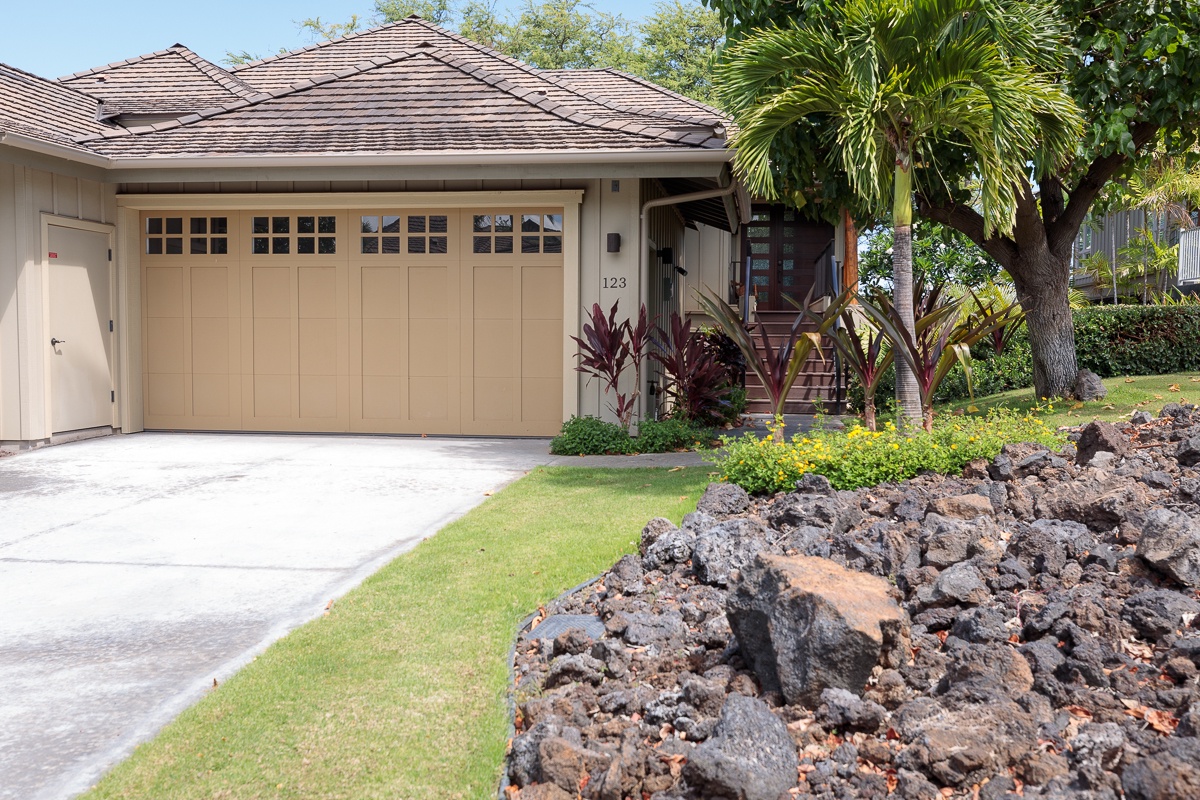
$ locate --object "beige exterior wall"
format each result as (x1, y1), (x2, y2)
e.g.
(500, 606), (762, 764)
(0, 160), (117, 445)
(681, 223), (734, 318)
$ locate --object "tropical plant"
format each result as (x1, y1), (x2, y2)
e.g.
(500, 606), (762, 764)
(1116, 227), (1179, 305)
(570, 300), (653, 431)
(858, 288), (1018, 431)
(696, 288), (835, 421)
(796, 289), (889, 431)
(651, 313), (732, 424)
(717, 0), (1082, 424)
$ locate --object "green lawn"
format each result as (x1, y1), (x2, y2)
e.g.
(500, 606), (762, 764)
(940, 370), (1200, 425)
(84, 466), (712, 800)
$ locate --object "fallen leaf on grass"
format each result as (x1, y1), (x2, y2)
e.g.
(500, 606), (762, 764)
(1125, 378), (1135, 383)
(1103, 404), (1116, 410)
(1070, 402), (1084, 410)
(1155, 394), (1165, 400)
(967, 404), (980, 413)
(1170, 384), (1181, 392)
(667, 466), (683, 472)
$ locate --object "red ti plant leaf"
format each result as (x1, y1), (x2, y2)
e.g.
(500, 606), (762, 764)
(650, 312), (731, 424)
(570, 300), (654, 431)
(799, 288), (891, 431)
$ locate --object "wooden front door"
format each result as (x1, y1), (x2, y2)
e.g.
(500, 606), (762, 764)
(743, 204), (834, 310)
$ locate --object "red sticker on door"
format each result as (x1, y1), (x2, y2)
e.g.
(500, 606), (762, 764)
(48, 252), (57, 259)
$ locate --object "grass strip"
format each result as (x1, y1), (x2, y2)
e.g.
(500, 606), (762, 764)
(85, 466), (711, 800)
(939, 371), (1200, 425)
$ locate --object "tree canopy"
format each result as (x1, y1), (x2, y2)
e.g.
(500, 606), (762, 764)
(707, 0), (1200, 398)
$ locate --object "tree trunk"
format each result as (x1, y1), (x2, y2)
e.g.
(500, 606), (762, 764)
(1009, 250), (1078, 399)
(863, 395), (876, 432)
(891, 159), (923, 428)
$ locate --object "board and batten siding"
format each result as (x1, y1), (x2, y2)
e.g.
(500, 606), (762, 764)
(0, 162), (117, 444)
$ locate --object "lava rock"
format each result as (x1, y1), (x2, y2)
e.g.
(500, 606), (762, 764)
(1075, 420), (1129, 466)
(1121, 588), (1200, 639)
(1176, 435), (1200, 468)
(816, 687), (887, 732)
(683, 694), (798, 800)
(1136, 508), (1200, 587)
(727, 553), (908, 705)
(696, 482), (751, 517)
(643, 527), (696, 572)
(1073, 369), (1108, 401)
(927, 493), (994, 520)
(691, 519), (770, 587)
(1121, 738), (1200, 800)
(544, 654), (605, 688)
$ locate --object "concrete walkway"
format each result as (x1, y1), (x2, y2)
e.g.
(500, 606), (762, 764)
(0, 432), (555, 800)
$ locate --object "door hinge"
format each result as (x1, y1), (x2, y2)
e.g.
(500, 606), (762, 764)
(109, 320), (114, 332)
(111, 390), (115, 403)
(108, 249), (113, 261)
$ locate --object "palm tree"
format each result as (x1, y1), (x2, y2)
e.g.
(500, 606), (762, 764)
(717, 0), (1081, 426)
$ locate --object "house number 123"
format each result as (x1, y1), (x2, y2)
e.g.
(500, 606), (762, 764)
(603, 277), (627, 289)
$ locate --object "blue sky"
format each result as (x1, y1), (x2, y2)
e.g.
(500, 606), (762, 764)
(2, 0), (649, 79)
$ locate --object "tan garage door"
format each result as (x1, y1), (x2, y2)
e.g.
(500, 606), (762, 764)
(141, 207), (564, 436)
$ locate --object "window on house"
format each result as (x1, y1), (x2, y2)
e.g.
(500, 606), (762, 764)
(146, 216), (228, 255)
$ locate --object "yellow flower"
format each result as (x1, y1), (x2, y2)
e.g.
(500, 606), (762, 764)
(950, 444), (958, 450)
(891, 443), (900, 450)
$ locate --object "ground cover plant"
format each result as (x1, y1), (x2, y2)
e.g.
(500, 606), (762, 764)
(713, 410), (1063, 494)
(82, 466), (711, 800)
(550, 416), (716, 455)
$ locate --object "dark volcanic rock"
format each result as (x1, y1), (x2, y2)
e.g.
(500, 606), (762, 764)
(695, 482), (751, 517)
(726, 553), (907, 705)
(1122, 589), (1200, 639)
(1122, 738), (1200, 800)
(1073, 368), (1108, 401)
(683, 694), (797, 800)
(691, 519), (770, 587)
(1136, 508), (1200, 587)
(1075, 420), (1129, 465)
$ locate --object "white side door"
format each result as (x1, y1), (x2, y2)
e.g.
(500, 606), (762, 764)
(48, 224), (113, 434)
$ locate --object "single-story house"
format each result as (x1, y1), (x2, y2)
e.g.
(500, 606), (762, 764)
(0, 16), (850, 446)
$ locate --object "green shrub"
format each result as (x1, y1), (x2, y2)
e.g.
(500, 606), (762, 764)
(635, 418), (716, 452)
(710, 409), (1063, 493)
(549, 416), (715, 456)
(1074, 305), (1200, 377)
(550, 416), (631, 455)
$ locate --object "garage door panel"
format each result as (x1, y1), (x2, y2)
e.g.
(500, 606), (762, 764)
(147, 372), (186, 418)
(410, 267), (449, 319)
(300, 376), (338, 418)
(192, 374), (234, 417)
(473, 377), (515, 421)
(361, 376), (402, 419)
(191, 318), (230, 374)
(253, 375), (292, 418)
(252, 318), (292, 376)
(522, 319), (562, 379)
(410, 377), (450, 420)
(361, 318), (403, 375)
(298, 267), (337, 318)
(473, 267), (514, 319)
(145, 267), (183, 318)
(473, 319), (515, 378)
(361, 267), (402, 318)
(146, 317), (185, 375)
(251, 267), (291, 318)
(522, 378), (562, 422)
(522, 267), (563, 319)
(190, 268), (230, 317)
(299, 319), (337, 376)
(409, 321), (449, 377)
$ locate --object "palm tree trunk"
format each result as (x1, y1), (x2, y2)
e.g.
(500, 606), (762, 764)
(892, 158), (922, 428)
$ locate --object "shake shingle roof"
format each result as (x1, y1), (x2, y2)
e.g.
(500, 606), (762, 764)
(78, 50), (720, 158)
(58, 45), (257, 116)
(0, 62), (118, 150)
(541, 68), (727, 126)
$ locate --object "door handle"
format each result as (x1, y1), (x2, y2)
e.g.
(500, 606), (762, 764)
(50, 338), (65, 347)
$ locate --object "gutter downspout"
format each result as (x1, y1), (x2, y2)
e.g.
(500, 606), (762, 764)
(637, 181), (743, 421)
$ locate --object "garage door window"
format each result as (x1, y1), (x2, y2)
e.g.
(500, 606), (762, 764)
(251, 215), (336, 255)
(474, 213), (561, 254)
(360, 214), (448, 255)
(146, 216), (228, 255)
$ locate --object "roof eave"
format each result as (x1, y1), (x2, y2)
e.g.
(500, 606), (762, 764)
(102, 148), (732, 170)
(0, 130), (111, 167)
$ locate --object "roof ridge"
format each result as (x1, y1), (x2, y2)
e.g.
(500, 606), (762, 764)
(57, 46), (181, 82)
(72, 51), (424, 143)
(421, 49), (717, 148)
(539, 67), (730, 127)
(170, 45), (259, 98)
(72, 49), (718, 151)
(229, 17), (415, 72)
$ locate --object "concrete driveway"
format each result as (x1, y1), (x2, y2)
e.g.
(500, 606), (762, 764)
(0, 432), (553, 800)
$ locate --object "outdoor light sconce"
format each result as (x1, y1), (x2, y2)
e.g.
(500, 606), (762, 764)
(607, 233), (621, 253)
(674, 265), (688, 276)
